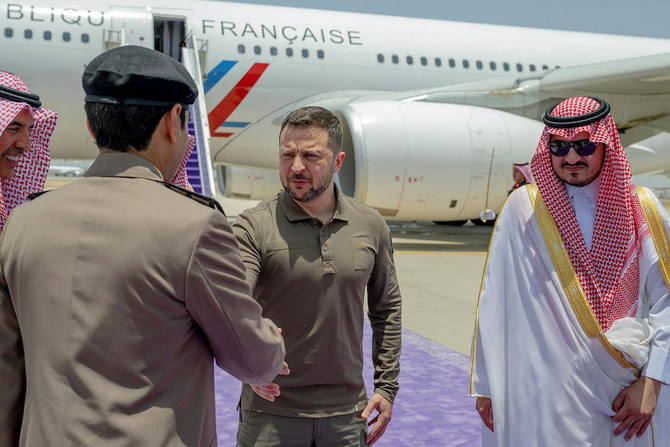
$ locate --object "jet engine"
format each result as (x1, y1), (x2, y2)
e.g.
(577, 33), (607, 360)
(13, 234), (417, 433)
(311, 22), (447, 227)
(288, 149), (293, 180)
(334, 101), (544, 221)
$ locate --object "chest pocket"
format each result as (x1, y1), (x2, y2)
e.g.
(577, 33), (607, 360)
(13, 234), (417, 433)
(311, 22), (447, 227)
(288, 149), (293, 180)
(266, 240), (313, 251)
(350, 238), (375, 271)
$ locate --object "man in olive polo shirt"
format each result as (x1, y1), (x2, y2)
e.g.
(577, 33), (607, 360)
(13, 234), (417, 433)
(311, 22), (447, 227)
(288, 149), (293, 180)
(233, 106), (402, 446)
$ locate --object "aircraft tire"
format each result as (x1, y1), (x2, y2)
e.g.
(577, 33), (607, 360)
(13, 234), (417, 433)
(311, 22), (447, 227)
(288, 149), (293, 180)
(434, 220), (468, 226)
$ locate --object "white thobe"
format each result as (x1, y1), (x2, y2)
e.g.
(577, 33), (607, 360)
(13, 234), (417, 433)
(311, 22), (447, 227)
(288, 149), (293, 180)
(471, 185), (670, 447)
(564, 176), (599, 250)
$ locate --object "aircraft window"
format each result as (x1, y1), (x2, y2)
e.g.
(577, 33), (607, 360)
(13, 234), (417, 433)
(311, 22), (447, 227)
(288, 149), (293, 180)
(286, 48), (293, 57)
(516, 63), (523, 72)
(63, 32), (71, 42)
(462, 59), (469, 69)
(490, 61), (497, 70)
(81, 33), (89, 43)
(542, 64), (549, 70)
(254, 45), (261, 55)
(4, 28), (12, 38)
(476, 60), (483, 70)
(435, 57), (442, 67)
(377, 54), (384, 63)
(43, 31), (52, 40)
(237, 44), (245, 54)
(503, 62), (510, 71)
(449, 58), (455, 68)
(420, 56), (427, 66)
(529, 64), (536, 72)
(317, 50), (324, 59)
(24, 29), (32, 39)
(301, 49), (309, 58)
(392, 55), (399, 64)
(406, 56), (413, 65)
(270, 47), (278, 56)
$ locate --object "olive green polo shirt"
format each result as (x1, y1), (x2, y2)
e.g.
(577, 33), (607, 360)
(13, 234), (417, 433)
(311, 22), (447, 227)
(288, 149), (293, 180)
(233, 187), (402, 417)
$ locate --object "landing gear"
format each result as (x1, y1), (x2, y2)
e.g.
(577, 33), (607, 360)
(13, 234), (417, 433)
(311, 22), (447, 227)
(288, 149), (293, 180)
(472, 219), (495, 227)
(433, 220), (468, 226)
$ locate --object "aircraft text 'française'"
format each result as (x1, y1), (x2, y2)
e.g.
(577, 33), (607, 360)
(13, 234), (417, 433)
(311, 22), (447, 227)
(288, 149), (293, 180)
(5, 4), (364, 47)
(202, 21), (363, 46)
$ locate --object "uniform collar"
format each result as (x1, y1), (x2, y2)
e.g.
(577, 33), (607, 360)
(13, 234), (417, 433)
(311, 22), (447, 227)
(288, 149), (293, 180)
(279, 183), (349, 223)
(85, 152), (164, 181)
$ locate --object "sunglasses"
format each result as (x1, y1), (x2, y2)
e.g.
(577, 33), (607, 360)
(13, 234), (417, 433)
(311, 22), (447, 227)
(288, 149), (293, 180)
(547, 139), (599, 157)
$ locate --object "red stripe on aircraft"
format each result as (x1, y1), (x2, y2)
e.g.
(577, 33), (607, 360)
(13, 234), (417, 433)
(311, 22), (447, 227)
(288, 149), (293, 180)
(208, 63), (269, 136)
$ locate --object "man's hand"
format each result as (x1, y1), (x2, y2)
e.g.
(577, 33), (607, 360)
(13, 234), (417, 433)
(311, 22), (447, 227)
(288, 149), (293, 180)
(361, 393), (393, 446)
(249, 362), (290, 402)
(612, 376), (662, 441)
(476, 397), (494, 432)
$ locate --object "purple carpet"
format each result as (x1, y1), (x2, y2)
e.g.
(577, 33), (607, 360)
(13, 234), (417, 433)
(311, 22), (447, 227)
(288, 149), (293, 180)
(215, 325), (482, 446)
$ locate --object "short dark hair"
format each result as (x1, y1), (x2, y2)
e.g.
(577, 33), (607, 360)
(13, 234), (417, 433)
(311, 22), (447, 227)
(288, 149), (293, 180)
(279, 106), (342, 154)
(84, 102), (187, 152)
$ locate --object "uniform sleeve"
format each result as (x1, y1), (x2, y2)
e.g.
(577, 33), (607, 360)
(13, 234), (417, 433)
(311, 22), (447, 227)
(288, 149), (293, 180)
(366, 216), (402, 403)
(641, 191), (670, 384)
(232, 210), (262, 291)
(185, 211), (285, 385)
(0, 235), (25, 445)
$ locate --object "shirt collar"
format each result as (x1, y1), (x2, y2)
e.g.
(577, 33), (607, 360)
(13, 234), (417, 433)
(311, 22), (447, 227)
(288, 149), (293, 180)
(85, 152), (164, 181)
(279, 183), (349, 223)
(564, 173), (601, 205)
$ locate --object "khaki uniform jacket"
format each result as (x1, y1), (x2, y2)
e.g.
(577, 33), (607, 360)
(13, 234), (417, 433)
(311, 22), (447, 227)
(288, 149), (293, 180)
(0, 153), (285, 446)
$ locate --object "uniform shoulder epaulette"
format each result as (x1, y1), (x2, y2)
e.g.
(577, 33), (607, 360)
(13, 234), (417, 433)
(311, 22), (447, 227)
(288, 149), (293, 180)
(160, 181), (226, 216)
(27, 190), (49, 201)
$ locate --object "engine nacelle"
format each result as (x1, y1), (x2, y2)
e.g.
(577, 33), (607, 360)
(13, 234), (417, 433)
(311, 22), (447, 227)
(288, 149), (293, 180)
(335, 101), (544, 221)
(216, 165), (281, 200)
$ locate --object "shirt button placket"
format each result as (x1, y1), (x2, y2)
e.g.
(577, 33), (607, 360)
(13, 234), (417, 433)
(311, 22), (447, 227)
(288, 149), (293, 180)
(320, 225), (334, 274)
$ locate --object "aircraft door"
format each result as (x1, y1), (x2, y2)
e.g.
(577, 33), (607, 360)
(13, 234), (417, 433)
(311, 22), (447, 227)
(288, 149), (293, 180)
(108, 7), (153, 48)
(464, 108), (511, 219)
(154, 16), (186, 61)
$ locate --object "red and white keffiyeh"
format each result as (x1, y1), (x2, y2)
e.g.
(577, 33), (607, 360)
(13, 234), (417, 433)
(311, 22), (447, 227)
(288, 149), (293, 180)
(169, 134), (195, 190)
(0, 71), (57, 229)
(531, 96), (649, 331)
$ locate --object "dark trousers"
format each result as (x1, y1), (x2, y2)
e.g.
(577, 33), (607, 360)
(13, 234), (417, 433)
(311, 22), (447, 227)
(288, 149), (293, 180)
(237, 410), (368, 447)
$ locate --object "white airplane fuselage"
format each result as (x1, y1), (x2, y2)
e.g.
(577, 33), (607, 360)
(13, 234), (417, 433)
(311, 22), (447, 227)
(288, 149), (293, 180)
(3, 1), (670, 220)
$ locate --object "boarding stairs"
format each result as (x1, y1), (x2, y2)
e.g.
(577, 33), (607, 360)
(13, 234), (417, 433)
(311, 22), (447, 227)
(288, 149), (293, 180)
(104, 21), (216, 197)
(181, 34), (216, 197)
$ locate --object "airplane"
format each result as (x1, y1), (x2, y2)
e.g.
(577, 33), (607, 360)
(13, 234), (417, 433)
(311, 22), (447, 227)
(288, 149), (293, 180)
(3, 1), (670, 222)
(48, 165), (85, 177)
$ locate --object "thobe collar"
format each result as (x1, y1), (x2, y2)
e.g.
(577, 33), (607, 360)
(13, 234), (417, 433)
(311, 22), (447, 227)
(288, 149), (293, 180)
(564, 174), (601, 205)
(85, 152), (164, 181)
(279, 183), (349, 223)
(563, 174), (601, 250)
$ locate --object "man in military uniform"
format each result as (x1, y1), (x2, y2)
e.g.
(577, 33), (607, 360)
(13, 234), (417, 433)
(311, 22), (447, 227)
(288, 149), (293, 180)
(0, 46), (286, 446)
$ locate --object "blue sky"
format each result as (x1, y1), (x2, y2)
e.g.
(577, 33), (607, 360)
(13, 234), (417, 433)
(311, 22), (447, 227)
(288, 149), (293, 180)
(219, 0), (670, 38)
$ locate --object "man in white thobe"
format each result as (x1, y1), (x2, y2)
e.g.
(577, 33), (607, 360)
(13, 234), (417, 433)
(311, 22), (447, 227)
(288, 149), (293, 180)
(471, 96), (670, 446)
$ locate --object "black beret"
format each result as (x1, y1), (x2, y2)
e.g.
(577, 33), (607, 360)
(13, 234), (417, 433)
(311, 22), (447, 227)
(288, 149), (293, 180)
(82, 45), (197, 107)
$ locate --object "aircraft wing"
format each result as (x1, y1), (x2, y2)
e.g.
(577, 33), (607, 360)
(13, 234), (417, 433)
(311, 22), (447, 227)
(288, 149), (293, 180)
(369, 52), (670, 147)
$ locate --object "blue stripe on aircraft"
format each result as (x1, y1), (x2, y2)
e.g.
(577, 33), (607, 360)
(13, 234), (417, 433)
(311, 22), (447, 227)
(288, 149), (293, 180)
(221, 122), (250, 128)
(203, 60), (238, 94)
